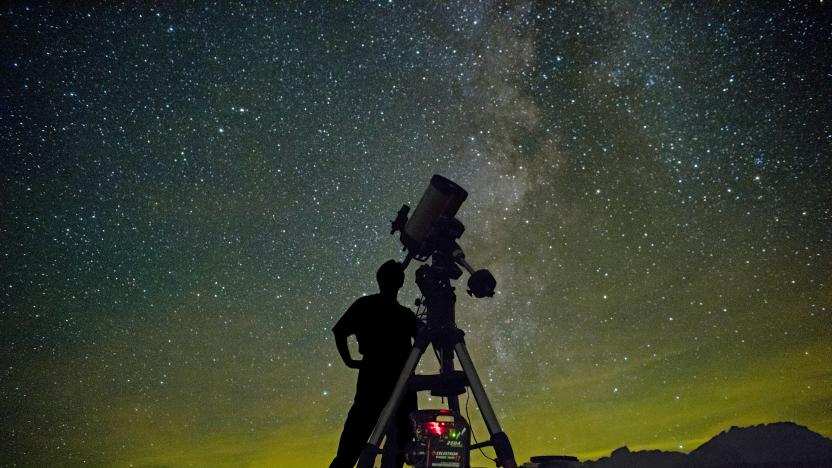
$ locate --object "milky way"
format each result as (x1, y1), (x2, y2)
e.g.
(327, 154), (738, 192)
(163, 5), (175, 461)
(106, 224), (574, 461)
(1, 2), (830, 466)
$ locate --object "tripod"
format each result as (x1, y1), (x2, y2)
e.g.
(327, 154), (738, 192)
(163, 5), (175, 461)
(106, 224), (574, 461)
(357, 251), (518, 468)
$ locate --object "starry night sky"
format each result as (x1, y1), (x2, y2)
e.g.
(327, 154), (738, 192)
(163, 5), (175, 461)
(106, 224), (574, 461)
(1, 2), (830, 467)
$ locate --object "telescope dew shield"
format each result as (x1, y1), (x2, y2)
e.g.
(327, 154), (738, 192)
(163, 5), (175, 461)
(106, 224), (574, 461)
(402, 175), (468, 257)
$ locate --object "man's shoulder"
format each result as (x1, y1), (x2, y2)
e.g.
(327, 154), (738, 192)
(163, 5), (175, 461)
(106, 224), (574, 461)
(352, 293), (381, 306)
(350, 294), (412, 313)
(347, 294), (383, 313)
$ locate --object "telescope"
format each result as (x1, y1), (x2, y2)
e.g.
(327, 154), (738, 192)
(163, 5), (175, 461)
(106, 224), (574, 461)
(391, 174), (496, 299)
(359, 175), (518, 468)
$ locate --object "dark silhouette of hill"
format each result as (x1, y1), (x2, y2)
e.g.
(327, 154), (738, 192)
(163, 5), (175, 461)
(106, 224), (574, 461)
(581, 445), (694, 468)
(576, 422), (832, 468)
(690, 422), (832, 467)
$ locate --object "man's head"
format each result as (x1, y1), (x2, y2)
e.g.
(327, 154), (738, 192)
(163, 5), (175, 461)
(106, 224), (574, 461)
(376, 260), (405, 294)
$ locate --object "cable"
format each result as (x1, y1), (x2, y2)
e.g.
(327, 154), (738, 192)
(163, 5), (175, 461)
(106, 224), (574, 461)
(465, 389), (498, 463)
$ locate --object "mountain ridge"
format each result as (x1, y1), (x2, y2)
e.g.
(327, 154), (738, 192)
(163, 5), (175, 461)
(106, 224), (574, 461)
(525, 422), (832, 468)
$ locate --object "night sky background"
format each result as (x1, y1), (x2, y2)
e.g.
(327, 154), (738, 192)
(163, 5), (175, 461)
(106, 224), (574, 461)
(2, 1), (830, 467)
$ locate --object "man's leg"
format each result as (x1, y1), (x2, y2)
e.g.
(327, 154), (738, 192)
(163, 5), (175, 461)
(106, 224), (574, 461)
(392, 390), (417, 468)
(379, 390), (415, 468)
(332, 367), (392, 468)
(330, 399), (379, 468)
(379, 424), (398, 468)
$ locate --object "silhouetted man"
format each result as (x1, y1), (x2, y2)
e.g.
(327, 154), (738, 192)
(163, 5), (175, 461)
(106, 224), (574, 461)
(330, 260), (419, 468)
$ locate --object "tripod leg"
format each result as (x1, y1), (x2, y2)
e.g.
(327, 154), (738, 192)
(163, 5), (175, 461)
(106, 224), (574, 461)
(454, 342), (518, 468)
(358, 335), (429, 468)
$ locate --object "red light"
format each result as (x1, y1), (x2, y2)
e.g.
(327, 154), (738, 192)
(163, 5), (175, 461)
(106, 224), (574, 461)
(426, 421), (444, 435)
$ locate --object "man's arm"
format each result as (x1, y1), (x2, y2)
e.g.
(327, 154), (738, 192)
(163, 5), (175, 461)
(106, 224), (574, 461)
(334, 329), (362, 369)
